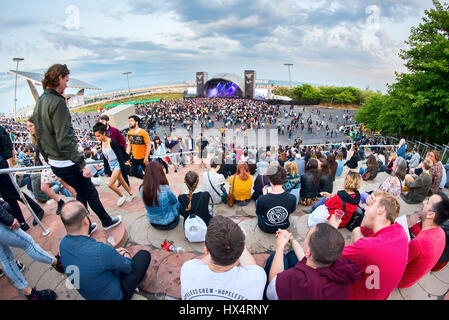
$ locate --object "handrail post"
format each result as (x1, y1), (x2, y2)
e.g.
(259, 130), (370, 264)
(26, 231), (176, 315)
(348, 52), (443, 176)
(9, 173), (50, 236)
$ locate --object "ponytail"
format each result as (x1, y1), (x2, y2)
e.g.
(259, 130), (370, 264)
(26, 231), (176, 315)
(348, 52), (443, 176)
(184, 171), (199, 211)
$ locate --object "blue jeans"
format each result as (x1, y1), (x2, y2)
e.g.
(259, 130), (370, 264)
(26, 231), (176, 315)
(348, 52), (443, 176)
(51, 181), (73, 198)
(0, 223), (54, 289)
(312, 197), (329, 211)
(264, 251), (299, 276)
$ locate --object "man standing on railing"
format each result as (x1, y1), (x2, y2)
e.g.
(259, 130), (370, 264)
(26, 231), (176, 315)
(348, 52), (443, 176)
(33, 64), (122, 234)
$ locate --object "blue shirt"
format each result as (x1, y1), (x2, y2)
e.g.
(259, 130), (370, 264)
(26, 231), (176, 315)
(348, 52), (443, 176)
(140, 184), (179, 226)
(397, 145), (406, 159)
(59, 235), (133, 300)
(336, 160), (345, 177)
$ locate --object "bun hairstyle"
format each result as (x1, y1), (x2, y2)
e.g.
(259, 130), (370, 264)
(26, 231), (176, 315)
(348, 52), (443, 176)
(184, 171), (199, 211)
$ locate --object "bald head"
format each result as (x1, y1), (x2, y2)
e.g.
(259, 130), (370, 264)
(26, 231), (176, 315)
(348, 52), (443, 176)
(60, 200), (88, 234)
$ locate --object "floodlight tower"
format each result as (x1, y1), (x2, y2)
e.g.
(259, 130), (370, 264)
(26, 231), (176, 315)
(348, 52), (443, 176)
(13, 58), (24, 118)
(284, 63), (293, 88)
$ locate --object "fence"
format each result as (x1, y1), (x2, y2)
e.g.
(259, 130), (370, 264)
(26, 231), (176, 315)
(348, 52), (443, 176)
(385, 136), (449, 164)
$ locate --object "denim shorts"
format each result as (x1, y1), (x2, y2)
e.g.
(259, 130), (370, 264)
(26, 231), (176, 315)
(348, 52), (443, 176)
(109, 159), (120, 172)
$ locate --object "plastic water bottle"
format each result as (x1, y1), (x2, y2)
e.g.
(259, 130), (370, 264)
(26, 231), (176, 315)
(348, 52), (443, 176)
(107, 236), (116, 246)
(170, 246), (185, 254)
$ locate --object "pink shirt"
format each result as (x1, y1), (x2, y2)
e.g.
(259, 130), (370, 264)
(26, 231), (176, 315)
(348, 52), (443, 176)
(342, 223), (409, 300)
(398, 227), (446, 288)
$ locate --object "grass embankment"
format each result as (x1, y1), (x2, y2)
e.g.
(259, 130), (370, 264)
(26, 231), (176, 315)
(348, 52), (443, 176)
(72, 93), (184, 113)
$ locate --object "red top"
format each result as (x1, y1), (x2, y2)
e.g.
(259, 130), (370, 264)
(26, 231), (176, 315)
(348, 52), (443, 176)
(108, 126), (127, 149)
(342, 223), (409, 300)
(325, 193), (359, 228)
(398, 224), (446, 288)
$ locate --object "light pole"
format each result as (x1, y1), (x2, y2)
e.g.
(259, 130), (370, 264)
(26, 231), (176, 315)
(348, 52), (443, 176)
(284, 63), (293, 88)
(13, 58), (24, 119)
(123, 72), (132, 94)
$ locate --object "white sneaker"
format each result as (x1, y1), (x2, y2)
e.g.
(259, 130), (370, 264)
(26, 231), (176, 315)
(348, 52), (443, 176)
(126, 193), (135, 202)
(117, 195), (126, 207)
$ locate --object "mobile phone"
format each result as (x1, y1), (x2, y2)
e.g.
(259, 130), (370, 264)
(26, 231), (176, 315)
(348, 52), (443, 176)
(267, 186), (273, 193)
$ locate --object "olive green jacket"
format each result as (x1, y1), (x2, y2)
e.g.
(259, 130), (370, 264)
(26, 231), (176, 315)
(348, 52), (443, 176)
(33, 89), (85, 168)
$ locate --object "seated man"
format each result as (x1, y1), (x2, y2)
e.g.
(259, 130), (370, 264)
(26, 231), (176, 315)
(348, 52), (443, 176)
(59, 200), (151, 300)
(256, 165), (297, 234)
(400, 191), (449, 288)
(401, 158), (433, 204)
(329, 191), (409, 300)
(265, 224), (361, 300)
(180, 216), (266, 300)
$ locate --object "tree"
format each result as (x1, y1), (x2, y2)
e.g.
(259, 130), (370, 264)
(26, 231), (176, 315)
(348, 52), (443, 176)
(356, 1), (449, 143)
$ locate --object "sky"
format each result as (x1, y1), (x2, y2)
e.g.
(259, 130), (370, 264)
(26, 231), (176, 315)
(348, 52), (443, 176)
(0, 0), (437, 115)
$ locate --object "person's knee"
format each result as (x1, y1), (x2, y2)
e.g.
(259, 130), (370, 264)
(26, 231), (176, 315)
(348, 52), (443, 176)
(134, 250), (151, 266)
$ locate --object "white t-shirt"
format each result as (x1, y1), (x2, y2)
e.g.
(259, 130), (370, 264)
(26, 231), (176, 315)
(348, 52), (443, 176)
(180, 259), (267, 300)
(202, 171), (227, 205)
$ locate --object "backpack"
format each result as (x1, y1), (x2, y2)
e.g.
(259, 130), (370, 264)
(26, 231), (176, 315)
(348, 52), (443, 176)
(183, 192), (210, 242)
(184, 214), (207, 242)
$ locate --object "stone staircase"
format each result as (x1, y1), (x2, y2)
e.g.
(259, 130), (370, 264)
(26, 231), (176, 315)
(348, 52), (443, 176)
(1, 155), (449, 300)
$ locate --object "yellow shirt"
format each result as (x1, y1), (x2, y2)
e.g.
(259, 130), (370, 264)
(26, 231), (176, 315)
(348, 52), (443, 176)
(229, 175), (253, 201)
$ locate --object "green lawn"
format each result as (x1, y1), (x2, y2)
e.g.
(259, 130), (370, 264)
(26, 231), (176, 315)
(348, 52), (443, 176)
(72, 92), (184, 113)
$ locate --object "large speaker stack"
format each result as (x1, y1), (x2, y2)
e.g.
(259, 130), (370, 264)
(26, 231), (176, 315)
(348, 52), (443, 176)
(244, 70), (256, 99)
(196, 72), (208, 97)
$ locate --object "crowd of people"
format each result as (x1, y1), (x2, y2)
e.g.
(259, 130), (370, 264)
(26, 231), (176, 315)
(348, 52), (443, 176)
(0, 64), (448, 301)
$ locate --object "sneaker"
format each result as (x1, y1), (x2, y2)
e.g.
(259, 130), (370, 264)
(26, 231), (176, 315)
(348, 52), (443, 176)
(126, 193), (135, 203)
(52, 255), (65, 274)
(117, 195), (126, 207)
(26, 288), (57, 301)
(56, 200), (65, 215)
(88, 223), (98, 236)
(103, 215), (122, 230)
(20, 223), (30, 231)
(16, 260), (25, 272)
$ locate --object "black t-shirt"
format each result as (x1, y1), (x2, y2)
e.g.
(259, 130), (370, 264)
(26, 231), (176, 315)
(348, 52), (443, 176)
(256, 192), (297, 234)
(178, 191), (212, 226)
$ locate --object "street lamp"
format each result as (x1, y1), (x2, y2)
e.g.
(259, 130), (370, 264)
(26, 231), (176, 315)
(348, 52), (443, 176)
(284, 63), (293, 88)
(123, 72), (132, 94)
(13, 58), (24, 119)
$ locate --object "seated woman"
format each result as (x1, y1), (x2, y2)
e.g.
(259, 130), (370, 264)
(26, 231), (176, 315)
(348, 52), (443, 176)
(178, 171), (213, 226)
(229, 163), (253, 206)
(377, 148), (388, 172)
(335, 152), (345, 177)
(384, 152), (398, 175)
(284, 162), (300, 192)
(300, 159), (321, 206)
(318, 158), (333, 194)
(251, 163), (274, 202)
(307, 172), (361, 229)
(344, 146), (359, 169)
(401, 158), (433, 204)
(360, 157), (407, 204)
(140, 161), (180, 230)
(203, 157), (228, 205)
(278, 152), (287, 168)
(359, 155), (379, 181)
(327, 153), (338, 182)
